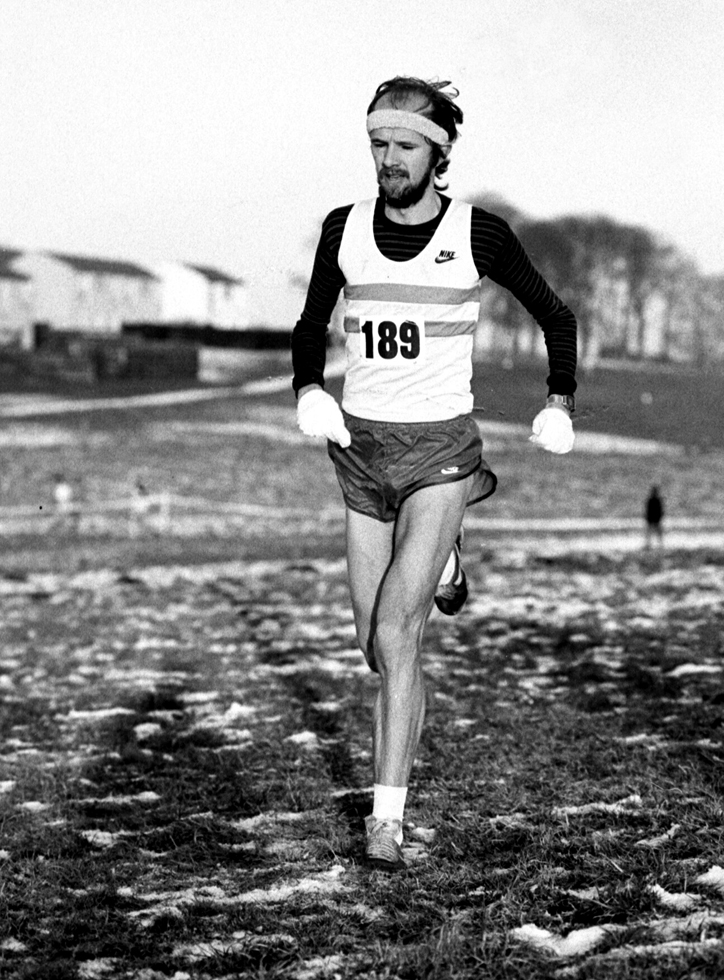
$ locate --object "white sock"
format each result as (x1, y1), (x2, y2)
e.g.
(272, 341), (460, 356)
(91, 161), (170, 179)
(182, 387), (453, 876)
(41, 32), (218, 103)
(438, 547), (457, 586)
(439, 548), (463, 585)
(373, 784), (407, 842)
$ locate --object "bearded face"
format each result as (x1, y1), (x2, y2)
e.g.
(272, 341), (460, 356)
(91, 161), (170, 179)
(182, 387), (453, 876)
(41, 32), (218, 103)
(377, 150), (437, 210)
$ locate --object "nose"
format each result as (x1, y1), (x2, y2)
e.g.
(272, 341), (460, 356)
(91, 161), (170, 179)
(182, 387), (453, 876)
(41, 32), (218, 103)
(382, 143), (401, 168)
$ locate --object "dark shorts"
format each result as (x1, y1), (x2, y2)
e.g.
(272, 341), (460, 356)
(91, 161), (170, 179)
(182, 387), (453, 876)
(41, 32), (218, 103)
(327, 411), (497, 523)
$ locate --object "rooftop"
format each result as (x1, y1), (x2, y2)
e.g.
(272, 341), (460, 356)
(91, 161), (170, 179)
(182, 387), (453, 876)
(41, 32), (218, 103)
(187, 263), (244, 286)
(50, 252), (157, 279)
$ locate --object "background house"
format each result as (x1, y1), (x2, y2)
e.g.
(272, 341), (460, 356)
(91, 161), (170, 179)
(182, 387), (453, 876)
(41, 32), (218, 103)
(152, 262), (252, 328)
(0, 248), (33, 349)
(15, 251), (161, 334)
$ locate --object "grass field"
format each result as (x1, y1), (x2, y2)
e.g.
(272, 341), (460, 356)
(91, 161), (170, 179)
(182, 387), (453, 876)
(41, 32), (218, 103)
(2, 355), (724, 979)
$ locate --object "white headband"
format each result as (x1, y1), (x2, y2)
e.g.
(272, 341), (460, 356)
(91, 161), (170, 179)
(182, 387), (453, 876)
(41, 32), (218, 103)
(366, 109), (450, 146)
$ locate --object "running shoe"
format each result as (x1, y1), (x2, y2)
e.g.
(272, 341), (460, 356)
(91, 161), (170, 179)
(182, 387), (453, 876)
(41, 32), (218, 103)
(364, 815), (405, 870)
(434, 530), (468, 616)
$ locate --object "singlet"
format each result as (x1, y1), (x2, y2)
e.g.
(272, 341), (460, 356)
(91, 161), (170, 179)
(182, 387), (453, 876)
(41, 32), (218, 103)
(338, 198), (479, 422)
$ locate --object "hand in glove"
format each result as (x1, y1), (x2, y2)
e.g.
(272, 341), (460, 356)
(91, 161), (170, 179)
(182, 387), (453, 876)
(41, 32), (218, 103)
(529, 407), (575, 454)
(297, 388), (351, 448)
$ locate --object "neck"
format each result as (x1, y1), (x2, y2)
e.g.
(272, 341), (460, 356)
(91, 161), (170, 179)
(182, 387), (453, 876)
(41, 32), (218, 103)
(384, 184), (440, 225)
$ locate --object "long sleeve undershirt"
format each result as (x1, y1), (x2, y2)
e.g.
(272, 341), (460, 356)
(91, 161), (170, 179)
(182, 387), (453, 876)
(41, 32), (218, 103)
(291, 195), (577, 396)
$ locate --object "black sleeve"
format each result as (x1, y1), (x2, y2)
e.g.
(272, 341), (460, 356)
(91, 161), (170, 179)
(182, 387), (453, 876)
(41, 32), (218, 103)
(291, 205), (352, 395)
(473, 210), (578, 396)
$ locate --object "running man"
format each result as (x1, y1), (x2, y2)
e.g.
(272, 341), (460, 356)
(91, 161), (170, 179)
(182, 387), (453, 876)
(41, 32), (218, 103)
(292, 76), (577, 869)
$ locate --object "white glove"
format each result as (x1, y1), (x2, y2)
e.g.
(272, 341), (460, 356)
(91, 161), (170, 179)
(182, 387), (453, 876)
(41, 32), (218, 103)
(297, 389), (351, 448)
(529, 407), (575, 454)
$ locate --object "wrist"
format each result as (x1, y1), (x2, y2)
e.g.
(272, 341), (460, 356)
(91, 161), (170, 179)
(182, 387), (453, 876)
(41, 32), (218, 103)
(546, 393), (575, 415)
(297, 384), (324, 401)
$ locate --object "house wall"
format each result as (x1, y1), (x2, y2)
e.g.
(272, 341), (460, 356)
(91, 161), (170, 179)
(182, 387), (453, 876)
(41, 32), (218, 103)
(14, 253), (161, 332)
(205, 281), (251, 329)
(153, 262), (208, 323)
(0, 277), (34, 349)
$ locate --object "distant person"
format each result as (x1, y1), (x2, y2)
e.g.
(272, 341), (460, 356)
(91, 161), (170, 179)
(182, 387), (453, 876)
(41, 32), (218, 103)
(130, 479), (152, 537)
(644, 485), (664, 548)
(291, 76), (577, 869)
(52, 474), (77, 532)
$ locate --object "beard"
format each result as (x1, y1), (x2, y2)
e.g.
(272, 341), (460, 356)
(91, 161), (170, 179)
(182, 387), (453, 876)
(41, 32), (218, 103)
(378, 160), (436, 210)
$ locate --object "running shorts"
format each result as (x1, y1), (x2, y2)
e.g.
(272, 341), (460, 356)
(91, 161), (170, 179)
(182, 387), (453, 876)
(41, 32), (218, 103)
(327, 411), (497, 523)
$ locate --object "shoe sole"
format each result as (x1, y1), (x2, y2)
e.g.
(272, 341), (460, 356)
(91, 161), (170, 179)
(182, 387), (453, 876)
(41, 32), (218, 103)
(366, 852), (406, 871)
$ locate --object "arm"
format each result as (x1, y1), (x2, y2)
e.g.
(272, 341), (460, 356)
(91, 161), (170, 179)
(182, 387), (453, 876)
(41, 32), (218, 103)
(474, 211), (577, 397)
(291, 206), (351, 395)
(472, 211), (577, 452)
(292, 207), (352, 447)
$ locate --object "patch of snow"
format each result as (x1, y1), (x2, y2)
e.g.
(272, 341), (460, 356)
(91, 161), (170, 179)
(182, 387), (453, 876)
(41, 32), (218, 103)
(179, 691), (220, 704)
(285, 730), (321, 748)
(79, 830), (118, 849)
(77, 959), (120, 978)
(223, 701), (256, 720)
(16, 801), (50, 812)
(668, 663), (721, 678)
(63, 707), (135, 721)
(0, 937), (27, 953)
(0, 780), (16, 794)
(553, 794), (642, 817)
(695, 866), (724, 894)
(512, 922), (613, 957)
(134, 723), (162, 741)
(636, 824), (680, 848)
(294, 953), (347, 979)
(649, 884), (701, 910)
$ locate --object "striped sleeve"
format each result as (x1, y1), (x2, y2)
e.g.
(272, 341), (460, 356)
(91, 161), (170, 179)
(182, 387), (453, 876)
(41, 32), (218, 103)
(291, 205), (352, 394)
(471, 208), (577, 395)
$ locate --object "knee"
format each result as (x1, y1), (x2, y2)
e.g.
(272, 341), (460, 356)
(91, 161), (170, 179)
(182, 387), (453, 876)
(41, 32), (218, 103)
(372, 612), (424, 676)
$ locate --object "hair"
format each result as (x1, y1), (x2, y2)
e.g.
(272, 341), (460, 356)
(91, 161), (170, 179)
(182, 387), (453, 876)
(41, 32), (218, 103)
(367, 76), (463, 186)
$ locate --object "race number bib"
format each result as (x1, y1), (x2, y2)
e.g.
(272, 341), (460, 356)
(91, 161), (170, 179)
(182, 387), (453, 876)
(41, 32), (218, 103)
(359, 318), (425, 362)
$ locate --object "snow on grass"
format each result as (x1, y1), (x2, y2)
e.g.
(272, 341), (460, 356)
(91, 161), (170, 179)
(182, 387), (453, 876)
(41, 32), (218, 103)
(133, 722), (163, 741)
(295, 953), (348, 979)
(285, 730), (322, 749)
(76, 791), (161, 806)
(636, 823), (681, 848)
(695, 866), (724, 894)
(552, 794), (643, 818)
(512, 922), (615, 957)
(76, 961), (120, 979)
(128, 866), (347, 923)
(649, 885), (703, 911)
(668, 663), (723, 678)
(231, 810), (324, 833)
(61, 707), (136, 721)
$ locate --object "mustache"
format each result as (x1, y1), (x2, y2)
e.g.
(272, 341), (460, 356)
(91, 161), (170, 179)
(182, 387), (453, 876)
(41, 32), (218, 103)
(380, 167), (409, 178)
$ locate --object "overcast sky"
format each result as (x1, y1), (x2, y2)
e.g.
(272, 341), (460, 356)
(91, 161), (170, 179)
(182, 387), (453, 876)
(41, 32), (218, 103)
(1, 0), (722, 325)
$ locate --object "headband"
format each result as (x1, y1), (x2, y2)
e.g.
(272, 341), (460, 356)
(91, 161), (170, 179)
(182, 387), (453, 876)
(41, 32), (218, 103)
(366, 109), (450, 146)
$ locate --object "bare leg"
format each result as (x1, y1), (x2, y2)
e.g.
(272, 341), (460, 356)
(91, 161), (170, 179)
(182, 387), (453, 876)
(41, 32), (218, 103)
(346, 477), (473, 786)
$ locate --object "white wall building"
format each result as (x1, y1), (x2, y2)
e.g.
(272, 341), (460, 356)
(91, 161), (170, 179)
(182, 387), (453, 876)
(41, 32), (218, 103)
(0, 248), (33, 348)
(15, 251), (161, 333)
(152, 262), (251, 327)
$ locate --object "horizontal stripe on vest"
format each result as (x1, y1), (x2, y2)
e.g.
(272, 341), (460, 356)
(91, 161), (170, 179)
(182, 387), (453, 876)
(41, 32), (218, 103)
(344, 317), (477, 336)
(344, 283), (479, 305)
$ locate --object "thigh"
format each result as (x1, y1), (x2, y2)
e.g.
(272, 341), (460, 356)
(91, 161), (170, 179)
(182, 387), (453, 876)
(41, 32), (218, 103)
(345, 508), (396, 664)
(345, 475), (474, 669)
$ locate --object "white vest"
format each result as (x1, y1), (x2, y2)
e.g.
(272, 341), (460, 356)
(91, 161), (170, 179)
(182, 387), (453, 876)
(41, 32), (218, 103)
(338, 197), (480, 422)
